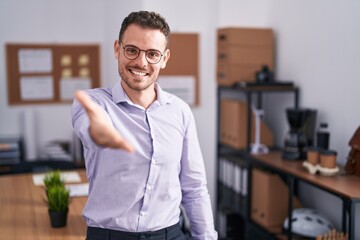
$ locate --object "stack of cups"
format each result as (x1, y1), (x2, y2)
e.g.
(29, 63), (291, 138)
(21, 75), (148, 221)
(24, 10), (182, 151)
(306, 122), (337, 169)
(306, 147), (337, 170)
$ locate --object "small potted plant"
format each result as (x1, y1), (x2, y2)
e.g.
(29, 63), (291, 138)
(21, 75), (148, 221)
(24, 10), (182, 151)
(47, 184), (70, 228)
(44, 170), (71, 228)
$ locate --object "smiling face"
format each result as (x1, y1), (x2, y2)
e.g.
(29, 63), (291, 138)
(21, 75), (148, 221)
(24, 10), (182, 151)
(114, 24), (170, 94)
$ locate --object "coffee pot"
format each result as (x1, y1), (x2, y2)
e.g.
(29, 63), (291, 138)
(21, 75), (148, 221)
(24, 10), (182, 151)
(282, 108), (317, 160)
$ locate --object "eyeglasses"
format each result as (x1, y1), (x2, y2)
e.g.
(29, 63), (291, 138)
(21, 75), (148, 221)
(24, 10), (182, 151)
(121, 42), (166, 64)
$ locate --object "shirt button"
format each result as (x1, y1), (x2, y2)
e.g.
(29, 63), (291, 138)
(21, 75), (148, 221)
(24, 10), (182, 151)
(140, 211), (146, 216)
(146, 184), (152, 191)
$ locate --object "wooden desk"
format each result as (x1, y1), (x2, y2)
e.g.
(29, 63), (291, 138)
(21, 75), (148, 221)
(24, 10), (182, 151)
(250, 151), (360, 240)
(252, 152), (360, 199)
(0, 170), (88, 240)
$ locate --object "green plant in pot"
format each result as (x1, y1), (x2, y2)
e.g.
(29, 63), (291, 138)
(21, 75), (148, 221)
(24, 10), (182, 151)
(44, 172), (70, 228)
(47, 184), (70, 227)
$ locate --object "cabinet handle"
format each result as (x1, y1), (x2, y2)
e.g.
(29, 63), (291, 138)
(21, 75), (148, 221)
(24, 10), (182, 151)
(218, 72), (225, 79)
(218, 53), (227, 59)
(218, 34), (227, 41)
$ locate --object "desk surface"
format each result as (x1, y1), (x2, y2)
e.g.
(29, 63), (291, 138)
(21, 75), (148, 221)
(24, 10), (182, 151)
(252, 151), (360, 199)
(0, 170), (88, 240)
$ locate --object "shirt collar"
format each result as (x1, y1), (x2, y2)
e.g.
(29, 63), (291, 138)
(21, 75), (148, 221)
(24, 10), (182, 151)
(112, 81), (130, 104)
(111, 81), (171, 106)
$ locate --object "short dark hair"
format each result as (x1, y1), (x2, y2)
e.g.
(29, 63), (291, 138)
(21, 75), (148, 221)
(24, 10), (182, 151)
(119, 11), (171, 46)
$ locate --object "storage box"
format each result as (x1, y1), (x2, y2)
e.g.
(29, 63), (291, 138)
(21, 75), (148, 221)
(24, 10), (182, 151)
(251, 168), (301, 230)
(217, 28), (273, 47)
(217, 27), (274, 86)
(220, 99), (273, 149)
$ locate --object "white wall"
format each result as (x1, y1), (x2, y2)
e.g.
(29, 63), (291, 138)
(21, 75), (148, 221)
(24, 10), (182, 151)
(217, 0), (271, 27)
(102, 0), (144, 88)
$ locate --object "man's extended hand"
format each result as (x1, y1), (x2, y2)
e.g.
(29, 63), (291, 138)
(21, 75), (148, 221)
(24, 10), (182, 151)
(75, 90), (134, 152)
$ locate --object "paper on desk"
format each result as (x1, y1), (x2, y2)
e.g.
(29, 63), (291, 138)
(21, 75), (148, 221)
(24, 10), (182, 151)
(66, 183), (89, 197)
(32, 171), (81, 186)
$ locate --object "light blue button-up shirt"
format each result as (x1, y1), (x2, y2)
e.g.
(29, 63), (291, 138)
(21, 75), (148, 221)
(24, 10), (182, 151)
(71, 81), (217, 239)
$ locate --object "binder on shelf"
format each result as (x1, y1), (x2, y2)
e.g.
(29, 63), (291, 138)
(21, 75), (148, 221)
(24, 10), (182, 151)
(227, 161), (234, 188)
(241, 168), (248, 196)
(218, 156), (247, 196)
(234, 165), (242, 194)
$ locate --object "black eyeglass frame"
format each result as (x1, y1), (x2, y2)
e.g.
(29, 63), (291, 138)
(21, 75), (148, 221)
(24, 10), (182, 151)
(120, 42), (167, 64)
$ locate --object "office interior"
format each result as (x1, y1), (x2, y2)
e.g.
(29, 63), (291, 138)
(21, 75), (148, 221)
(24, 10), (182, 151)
(0, 0), (359, 239)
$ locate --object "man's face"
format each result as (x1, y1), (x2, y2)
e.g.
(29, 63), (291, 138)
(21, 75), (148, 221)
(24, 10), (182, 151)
(114, 24), (170, 92)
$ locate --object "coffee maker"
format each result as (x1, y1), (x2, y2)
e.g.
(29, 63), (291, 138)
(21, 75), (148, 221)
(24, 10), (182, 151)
(282, 108), (317, 160)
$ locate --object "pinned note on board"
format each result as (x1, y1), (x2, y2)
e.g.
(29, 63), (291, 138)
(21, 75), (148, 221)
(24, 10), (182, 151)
(18, 48), (52, 73)
(158, 33), (199, 106)
(78, 54), (90, 66)
(61, 55), (72, 66)
(157, 76), (195, 105)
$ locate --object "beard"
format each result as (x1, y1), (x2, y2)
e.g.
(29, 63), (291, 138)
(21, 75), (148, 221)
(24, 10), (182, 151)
(119, 68), (157, 92)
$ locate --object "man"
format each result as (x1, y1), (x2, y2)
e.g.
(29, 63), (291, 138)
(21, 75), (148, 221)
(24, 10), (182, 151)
(72, 11), (218, 240)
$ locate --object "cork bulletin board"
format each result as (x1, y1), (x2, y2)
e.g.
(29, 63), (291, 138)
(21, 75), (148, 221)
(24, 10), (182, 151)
(6, 43), (100, 105)
(158, 33), (199, 106)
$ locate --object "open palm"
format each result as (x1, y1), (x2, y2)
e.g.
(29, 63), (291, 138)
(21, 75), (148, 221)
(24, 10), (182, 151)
(75, 90), (134, 152)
